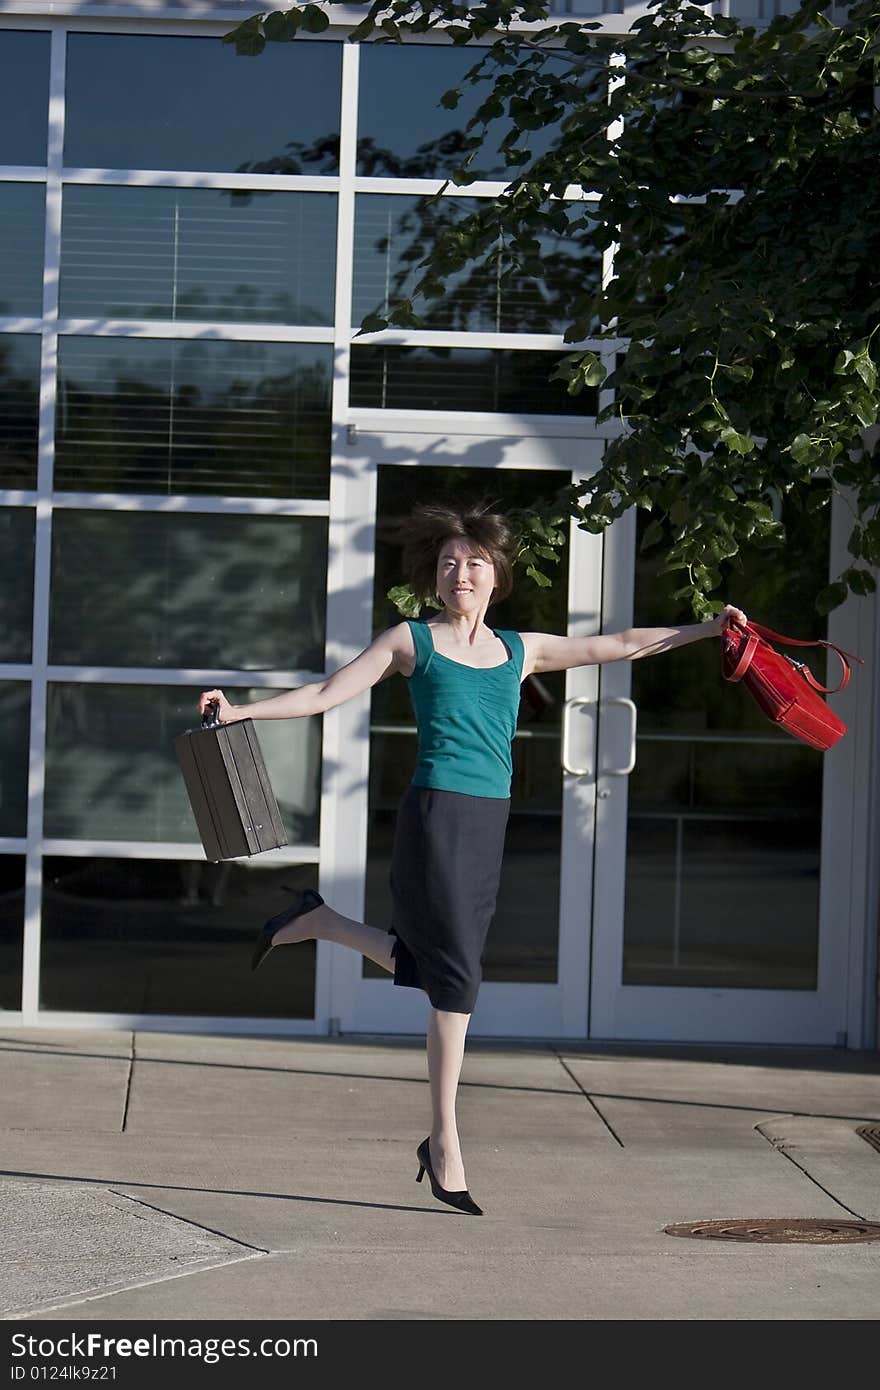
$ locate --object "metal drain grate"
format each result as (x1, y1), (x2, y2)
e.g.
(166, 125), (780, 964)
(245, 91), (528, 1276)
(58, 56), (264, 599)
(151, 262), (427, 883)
(664, 1218), (880, 1244)
(856, 1124), (880, 1156)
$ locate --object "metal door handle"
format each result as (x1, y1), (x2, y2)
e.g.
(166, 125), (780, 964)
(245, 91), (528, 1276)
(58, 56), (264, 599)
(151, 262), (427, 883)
(561, 696), (594, 776)
(600, 696), (637, 775)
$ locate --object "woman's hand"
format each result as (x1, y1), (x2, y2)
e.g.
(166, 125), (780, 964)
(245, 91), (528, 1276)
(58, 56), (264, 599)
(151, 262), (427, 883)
(712, 603), (748, 636)
(197, 688), (241, 724)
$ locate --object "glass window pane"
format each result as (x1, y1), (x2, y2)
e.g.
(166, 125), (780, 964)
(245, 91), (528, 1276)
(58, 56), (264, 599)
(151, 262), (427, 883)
(0, 856), (26, 1011)
(60, 186), (336, 326)
(0, 508), (35, 663)
(64, 34), (341, 175)
(0, 334), (40, 489)
(358, 43), (605, 180)
(622, 495), (830, 990)
(350, 345), (597, 414)
(40, 857), (317, 1018)
(45, 684), (322, 844)
(55, 337), (331, 498)
(0, 684), (30, 837)
(49, 511), (327, 671)
(0, 185), (45, 316)
(44, 681), (319, 839)
(353, 194), (600, 334)
(0, 32), (50, 166)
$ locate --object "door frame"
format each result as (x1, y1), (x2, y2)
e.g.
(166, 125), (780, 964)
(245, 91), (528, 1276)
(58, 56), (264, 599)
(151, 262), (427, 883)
(319, 414), (606, 1037)
(588, 498), (879, 1047)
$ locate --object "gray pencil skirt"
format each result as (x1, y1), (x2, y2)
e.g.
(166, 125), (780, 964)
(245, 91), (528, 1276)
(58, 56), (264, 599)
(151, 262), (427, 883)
(389, 783), (510, 1014)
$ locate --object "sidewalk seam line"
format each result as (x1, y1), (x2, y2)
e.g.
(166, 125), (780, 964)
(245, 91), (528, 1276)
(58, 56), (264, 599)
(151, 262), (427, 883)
(120, 1031), (135, 1133)
(4, 1249), (268, 1321)
(551, 1050), (625, 1148)
(111, 1187), (269, 1255)
(754, 1120), (866, 1220)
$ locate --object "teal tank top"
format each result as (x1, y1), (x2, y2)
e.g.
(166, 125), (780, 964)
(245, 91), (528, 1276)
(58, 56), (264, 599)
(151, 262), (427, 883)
(405, 620), (525, 800)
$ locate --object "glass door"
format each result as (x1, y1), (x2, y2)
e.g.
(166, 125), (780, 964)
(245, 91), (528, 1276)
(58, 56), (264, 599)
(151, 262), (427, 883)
(590, 494), (857, 1044)
(330, 426), (604, 1037)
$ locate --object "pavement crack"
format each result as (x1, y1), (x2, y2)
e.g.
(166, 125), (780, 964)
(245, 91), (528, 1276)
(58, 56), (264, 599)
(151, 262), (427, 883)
(754, 1120), (866, 1220)
(120, 1032), (135, 1133)
(110, 1188), (269, 1254)
(552, 1051), (625, 1148)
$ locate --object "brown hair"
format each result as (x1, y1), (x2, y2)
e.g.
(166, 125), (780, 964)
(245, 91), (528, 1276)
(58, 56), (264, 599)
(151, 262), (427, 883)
(402, 502), (515, 605)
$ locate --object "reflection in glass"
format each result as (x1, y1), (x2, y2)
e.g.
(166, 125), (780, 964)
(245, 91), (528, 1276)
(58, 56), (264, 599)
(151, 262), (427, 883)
(358, 43), (605, 180)
(55, 337), (332, 498)
(351, 345), (597, 415)
(353, 194), (600, 333)
(0, 509), (35, 662)
(0, 856), (26, 1011)
(0, 685), (30, 838)
(44, 684), (322, 844)
(0, 31), (50, 166)
(364, 465), (571, 984)
(64, 34), (341, 175)
(49, 511), (327, 671)
(622, 497), (830, 989)
(60, 186), (337, 326)
(0, 335), (40, 489)
(40, 857), (317, 1018)
(0, 185), (45, 316)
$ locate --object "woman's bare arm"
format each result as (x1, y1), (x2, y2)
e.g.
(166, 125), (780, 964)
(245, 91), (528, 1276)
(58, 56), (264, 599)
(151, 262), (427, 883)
(198, 623), (414, 723)
(522, 605), (747, 677)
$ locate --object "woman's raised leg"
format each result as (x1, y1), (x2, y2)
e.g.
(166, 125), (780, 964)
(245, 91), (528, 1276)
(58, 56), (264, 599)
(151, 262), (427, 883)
(426, 1007), (471, 1191)
(271, 901), (395, 973)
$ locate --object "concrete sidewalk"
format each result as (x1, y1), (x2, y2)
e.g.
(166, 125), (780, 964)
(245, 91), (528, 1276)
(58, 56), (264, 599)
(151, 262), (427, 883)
(1, 1027), (879, 1321)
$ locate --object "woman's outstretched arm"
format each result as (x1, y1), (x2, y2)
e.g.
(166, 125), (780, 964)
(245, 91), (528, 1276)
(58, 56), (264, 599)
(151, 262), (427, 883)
(198, 623), (415, 723)
(522, 604), (747, 677)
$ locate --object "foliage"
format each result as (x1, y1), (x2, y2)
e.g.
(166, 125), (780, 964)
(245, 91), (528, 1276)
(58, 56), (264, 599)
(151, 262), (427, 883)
(226, 0), (880, 618)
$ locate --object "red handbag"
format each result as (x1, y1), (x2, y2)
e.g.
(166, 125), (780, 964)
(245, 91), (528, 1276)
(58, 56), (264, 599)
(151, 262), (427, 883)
(721, 619), (862, 751)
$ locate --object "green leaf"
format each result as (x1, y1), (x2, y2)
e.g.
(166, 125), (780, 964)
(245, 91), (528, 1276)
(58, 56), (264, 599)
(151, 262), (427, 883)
(387, 584), (422, 618)
(815, 581), (848, 615)
(854, 354), (877, 393)
(440, 87), (462, 111)
(356, 312), (389, 335)
(719, 427), (754, 455)
(790, 434), (818, 465)
(846, 568), (877, 596)
(525, 565), (552, 588)
(301, 4), (330, 34)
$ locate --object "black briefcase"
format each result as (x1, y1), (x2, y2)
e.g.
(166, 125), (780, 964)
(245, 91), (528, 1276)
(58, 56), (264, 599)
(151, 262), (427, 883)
(174, 702), (288, 862)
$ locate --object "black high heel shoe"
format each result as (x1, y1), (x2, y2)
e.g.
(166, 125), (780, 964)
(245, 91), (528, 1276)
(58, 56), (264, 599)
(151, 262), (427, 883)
(416, 1136), (483, 1216)
(251, 887), (324, 972)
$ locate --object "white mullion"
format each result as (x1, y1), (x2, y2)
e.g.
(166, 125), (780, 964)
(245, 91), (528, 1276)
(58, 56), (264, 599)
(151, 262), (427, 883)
(598, 52), (626, 427)
(354, 177), (597, 201)
(59, 168), (341, 193)
(0, 169), (47, 182)
(351, 329), (618, 351)
(0, 320), (44, 334)
(56, 320), (335, 344)
(45, 667), (325, 687)
(47, 493), (330, 516)
(41, 840), (320, 862)
(23, 24), (66, 1024)
(0, 492), (38, 507)
(318, 37), (362, 1032)
(347, 408), (602, 439)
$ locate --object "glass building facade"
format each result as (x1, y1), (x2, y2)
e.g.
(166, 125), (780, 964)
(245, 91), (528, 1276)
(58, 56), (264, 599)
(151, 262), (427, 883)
(1, 8), (876, 1045)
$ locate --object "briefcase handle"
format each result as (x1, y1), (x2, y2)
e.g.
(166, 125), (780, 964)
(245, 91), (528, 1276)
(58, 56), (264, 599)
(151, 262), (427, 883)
(202, 699), (222, 729)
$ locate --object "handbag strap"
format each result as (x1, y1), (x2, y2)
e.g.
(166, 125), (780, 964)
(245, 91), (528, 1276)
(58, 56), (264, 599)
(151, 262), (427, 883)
(726, 619), (862, 694)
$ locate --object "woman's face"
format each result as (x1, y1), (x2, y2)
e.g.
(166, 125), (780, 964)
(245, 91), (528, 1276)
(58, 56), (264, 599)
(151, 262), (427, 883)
(436, 538), (496, 615)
